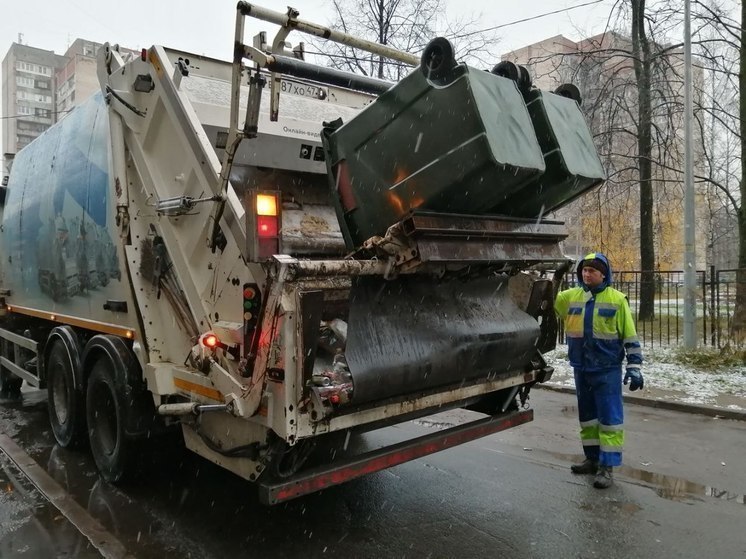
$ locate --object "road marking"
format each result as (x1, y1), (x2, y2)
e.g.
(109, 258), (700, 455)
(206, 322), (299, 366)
(0, 433), (135, 559)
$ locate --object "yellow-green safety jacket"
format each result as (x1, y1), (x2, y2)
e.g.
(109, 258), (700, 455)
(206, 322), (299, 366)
(555, 253), (643, 372)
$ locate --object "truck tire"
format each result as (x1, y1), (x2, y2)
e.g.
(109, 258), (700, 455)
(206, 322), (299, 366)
(46, 335), (86, 449)
(86, 357), (135, 483)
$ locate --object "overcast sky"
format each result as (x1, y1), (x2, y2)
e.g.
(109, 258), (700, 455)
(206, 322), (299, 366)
(1, 0), (618, 117)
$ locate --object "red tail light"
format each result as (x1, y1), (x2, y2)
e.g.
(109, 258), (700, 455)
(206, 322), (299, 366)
(249, 191), (281, 260)
(200, 333), (220, 349)
(257, 215), (278, 237)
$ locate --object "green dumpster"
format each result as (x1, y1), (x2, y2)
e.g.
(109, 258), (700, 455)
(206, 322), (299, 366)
(493, 88), (605, 217)
(322, 38), (605, 248)
(323, 63), (546, 248)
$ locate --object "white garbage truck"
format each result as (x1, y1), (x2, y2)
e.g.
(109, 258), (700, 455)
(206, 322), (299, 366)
(0, 3), (604, 504)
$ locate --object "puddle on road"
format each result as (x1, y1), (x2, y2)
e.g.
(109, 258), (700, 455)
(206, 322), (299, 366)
(1, 388), (205, 558)
(544, 449), (745, 505)
(0, 452), (102, 559)
(619, 466), (746, 505)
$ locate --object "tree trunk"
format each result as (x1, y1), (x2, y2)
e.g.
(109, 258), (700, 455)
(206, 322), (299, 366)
(631, 0), (656, 320)
(733, 0), (746, 344)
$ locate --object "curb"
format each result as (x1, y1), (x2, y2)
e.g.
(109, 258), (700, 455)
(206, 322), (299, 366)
(0, 431), (134, 559)
(536, 383), (746, 422)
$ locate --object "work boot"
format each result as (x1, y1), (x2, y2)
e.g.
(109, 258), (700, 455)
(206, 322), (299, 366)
(570, 458), (598, 475)
(593, 466), (613, 489)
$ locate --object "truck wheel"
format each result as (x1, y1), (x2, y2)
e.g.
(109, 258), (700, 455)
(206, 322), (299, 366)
(86, 357), (134, 483)
(47, 338), (86, 448)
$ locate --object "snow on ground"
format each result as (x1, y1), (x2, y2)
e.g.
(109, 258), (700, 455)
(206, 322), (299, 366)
(543, 345), (746, 410)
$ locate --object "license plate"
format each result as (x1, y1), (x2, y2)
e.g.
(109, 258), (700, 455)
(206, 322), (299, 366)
(280, 79), (328, 101)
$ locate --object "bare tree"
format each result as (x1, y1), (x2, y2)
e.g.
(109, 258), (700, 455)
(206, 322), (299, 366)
(698, 0), (746, 343)
(309, 0), (500, 80)
(699, 0), (746, 343)
(631, 0), (656, 320)
(641, 0), (744, 342)
(515, 1), (742, 330)
(567, 4), (684, 320)
(734, 0), (745, 342)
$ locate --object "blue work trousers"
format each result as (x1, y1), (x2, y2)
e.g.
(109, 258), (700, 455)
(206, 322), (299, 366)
(573, 367), (624, 467)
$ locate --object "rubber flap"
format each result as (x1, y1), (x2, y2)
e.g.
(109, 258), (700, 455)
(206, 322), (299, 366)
(345, 274), (540, 404)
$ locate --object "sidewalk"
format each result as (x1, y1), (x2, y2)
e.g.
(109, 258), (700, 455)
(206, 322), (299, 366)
(541, 346), (746, 421)
(538, 382), (746, 421)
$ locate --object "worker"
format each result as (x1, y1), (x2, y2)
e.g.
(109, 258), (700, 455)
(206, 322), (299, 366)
(554, 252), (643, 489)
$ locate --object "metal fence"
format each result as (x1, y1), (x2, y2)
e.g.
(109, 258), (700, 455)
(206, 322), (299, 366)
(559, 267), (744, 348)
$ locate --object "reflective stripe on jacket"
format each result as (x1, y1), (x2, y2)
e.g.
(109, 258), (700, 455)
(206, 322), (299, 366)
(555, 285), (642, 372)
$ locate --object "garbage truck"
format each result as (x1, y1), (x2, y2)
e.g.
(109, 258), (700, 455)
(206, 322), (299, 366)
(0, 3), (604, 504)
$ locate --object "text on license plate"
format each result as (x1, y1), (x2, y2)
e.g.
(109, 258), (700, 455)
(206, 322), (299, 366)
(280, 80), (328, 100)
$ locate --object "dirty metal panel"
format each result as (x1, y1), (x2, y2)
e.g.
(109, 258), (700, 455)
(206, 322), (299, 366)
(281, 205), (347, 256)
(399, 211), (567, 264)
(402, 212), (567, 240)
(345, 275), (539, 405)
(415, 238), (566, 264)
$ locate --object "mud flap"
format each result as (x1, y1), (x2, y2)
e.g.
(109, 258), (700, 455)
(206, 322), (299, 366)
(345, 275), (540, 405)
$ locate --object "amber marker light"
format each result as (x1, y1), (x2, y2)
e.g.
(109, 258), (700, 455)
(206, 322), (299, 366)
(256, 193), (278, 216)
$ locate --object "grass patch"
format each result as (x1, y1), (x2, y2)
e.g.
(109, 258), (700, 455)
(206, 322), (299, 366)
(669, 347), (746, 371)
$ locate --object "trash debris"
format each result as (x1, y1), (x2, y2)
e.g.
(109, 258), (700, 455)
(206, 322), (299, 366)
(308, 349), (354, 408)
(317, 318), (347, 354)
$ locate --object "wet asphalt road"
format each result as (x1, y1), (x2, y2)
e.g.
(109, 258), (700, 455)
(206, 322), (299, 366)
(0, 387), (744, 559)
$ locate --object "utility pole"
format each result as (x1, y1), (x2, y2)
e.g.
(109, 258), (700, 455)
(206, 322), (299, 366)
(683, 0), (697, 347)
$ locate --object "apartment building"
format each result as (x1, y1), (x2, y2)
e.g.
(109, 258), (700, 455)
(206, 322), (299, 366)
(1, 37), (126, 180)
(56, 39), (104, 119)
(1, 43), (66, 175)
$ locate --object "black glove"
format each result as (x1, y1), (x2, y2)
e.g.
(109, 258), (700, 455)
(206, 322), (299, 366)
(624, 368), (644, 391)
